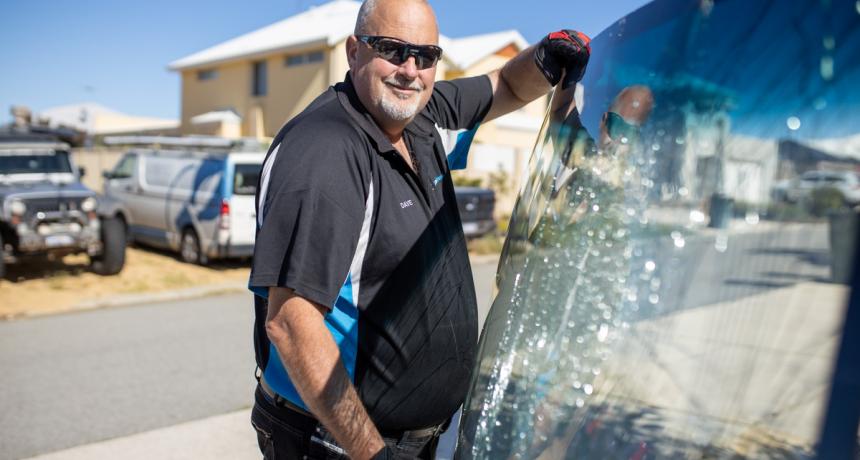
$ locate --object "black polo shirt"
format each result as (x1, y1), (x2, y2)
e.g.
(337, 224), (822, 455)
(249, 73), (493, 430)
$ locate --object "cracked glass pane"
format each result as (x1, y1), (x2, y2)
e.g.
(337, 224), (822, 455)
(456, 0), (860, 458)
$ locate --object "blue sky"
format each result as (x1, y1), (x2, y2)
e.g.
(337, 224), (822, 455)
(0, 0), (649, 121)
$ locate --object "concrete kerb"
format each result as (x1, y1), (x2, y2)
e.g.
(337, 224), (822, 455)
(0, 282), (248, 322)
(73, 282), (249, 310)
(3, 255), (502, 322)
(75, 254), (501, 311)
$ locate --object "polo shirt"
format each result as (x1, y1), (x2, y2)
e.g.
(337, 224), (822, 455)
(249, 73), (493, 430)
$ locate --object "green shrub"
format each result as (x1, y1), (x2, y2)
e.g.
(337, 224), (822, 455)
(810, 187), (846, 217)
(452, 172), (483, 187)
(766, 201), (814, 222)
(467, 234), (504, 255)
(496, 214), (511, 234)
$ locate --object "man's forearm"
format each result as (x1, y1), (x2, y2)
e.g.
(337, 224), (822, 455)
(266, 288), (385, 460)
(500, 45), (556, 106)
(485, 45), (553, 121)
(485, 30), (590, 122)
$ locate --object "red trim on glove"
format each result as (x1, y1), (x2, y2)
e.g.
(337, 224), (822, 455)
(548, 30), (592, 54)
(548, 31), (570, 41)
(575, 31), (592, 54)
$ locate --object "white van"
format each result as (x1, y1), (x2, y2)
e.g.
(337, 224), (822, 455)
(102, 137), (265, 264)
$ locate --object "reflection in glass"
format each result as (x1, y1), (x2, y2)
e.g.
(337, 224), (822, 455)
(456, 0), (860, 458)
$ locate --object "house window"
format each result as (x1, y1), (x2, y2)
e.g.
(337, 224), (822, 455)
(286, 55), (304, 66)
(284, 50), (325, 67)
(197, 69), (218, 81)
(252, 61), (267, 96)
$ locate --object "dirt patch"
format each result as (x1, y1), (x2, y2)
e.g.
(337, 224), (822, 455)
(0, 246), (249, 320)
(0, 239), (502, 320)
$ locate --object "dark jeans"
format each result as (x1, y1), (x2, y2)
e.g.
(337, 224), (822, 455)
(251, 386), (442, 459)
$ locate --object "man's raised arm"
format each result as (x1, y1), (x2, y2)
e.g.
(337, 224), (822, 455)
(484, 30), (591, 121)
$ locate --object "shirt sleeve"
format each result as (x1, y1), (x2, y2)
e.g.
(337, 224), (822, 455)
(248, 126), (370, 310)
(424, 75), (494, 131)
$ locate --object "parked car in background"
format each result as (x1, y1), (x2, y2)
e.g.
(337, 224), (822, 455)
(0, 129), (126, 279)
(454, 186), (496, 238)
(102, 136), (266, 265)
(777, 170), (860, 205)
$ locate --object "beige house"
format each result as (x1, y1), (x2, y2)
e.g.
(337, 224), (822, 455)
(169, 0), (546, 208)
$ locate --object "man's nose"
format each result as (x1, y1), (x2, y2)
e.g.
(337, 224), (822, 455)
(397, 56), (420, 78)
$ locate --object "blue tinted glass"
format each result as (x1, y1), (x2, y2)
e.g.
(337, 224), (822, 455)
(457, 0), (860, 458)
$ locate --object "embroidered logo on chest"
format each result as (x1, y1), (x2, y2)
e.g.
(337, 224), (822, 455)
(400, 199), (414, 209)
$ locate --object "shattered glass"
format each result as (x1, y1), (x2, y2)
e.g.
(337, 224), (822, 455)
(456, 0), (860, 457)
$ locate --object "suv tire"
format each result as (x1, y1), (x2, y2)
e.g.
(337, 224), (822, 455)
(91, 217), (126, 276)
(180, 228), (208, 265)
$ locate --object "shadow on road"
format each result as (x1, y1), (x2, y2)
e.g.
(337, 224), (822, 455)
(2, 254), (90, 283)
(749, 247), (830, 267)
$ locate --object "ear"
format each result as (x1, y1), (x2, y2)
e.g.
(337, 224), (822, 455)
(346, 35), (359, 68)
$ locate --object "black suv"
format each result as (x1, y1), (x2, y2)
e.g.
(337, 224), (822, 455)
(454, 186), (496, 238)
(0, 129), (126, 279)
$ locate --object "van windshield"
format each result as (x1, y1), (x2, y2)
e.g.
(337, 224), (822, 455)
(233, 163), (260, 196)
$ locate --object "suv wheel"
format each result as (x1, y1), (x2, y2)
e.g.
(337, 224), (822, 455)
(90, 216), (127, 276)
(180, 228), (207, 265)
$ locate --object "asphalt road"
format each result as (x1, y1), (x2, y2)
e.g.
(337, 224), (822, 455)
(1, 220), (834, 459)
(647, 222), (831, 317)
(0, 258), (498, 460)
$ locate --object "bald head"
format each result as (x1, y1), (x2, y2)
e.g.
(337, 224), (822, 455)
(610, 85), (654, 125)
(354, 0), (439, 44)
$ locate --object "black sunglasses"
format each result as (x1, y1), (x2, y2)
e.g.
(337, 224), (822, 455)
(603, 111), (640, 144)
(355, 35), (443, 70)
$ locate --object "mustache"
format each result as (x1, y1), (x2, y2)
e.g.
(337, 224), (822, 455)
(383, 76), (424, 91)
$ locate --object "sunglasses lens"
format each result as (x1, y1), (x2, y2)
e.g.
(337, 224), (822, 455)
(368, 38), (440, 69)
(374, 40), (406, 64)
(414, 48), (441, 69)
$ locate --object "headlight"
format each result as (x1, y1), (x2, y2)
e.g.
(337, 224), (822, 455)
(81, 197), (97, 212)
(9, 200), (26, 216)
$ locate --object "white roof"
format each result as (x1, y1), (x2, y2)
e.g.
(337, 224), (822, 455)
(800, 134), (860, 161)
(169, 0), (361, 71)
(38, 102), (178, 134)
(441, 30), (528, 70)
(190, 110), (242, 125)
(168, 0), (528, 72)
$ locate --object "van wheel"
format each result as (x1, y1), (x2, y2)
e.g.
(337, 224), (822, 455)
(91, 216), (127, 276)
(180, 228), (208, 265)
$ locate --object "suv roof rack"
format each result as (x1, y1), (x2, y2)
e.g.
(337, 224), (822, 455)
(103, 135), (267, 152)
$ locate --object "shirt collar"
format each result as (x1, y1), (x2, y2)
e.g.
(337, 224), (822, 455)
(335, 73), (396, 154)
(335, 73), (436, 152)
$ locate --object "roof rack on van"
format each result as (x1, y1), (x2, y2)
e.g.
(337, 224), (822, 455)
(103, 136), (267, 152)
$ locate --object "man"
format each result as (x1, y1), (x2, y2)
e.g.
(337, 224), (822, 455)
(248, 0), (590, 458)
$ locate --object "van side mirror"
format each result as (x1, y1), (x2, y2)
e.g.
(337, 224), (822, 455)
(102, 171), (113, 180)
(78, 166), (86, 178)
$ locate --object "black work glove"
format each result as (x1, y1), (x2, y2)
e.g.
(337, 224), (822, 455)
(534, 29), (591, 89)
